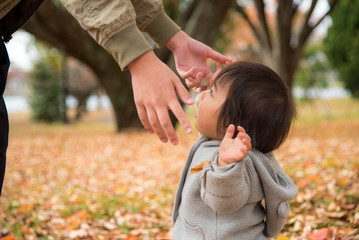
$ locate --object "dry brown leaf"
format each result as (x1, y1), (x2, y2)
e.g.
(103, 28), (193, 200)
(191, 159), (211, 174)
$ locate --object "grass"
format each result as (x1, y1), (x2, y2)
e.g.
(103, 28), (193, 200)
(0, 97), (358, 240)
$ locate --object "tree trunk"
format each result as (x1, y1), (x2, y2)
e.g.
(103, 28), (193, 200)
(22, 0), (140, 130)
(60, 55), (69, 123)
(236, 0), (339, 90)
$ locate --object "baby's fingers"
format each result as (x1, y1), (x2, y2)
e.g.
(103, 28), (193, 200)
(237, 126), (251, 140)
(242, 139), (252, 151)
(237, 126), (246, 133)
(224, 124), (235, 139)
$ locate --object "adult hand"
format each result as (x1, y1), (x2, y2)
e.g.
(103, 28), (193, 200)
(166, 30), (232, 93)
(128, 51), (193, 145)
(218, 125), (252, 167)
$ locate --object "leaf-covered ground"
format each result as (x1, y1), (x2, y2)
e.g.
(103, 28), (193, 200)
(0, 99), (358, 240)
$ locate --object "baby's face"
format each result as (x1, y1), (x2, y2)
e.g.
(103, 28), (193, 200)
(195, 84), (229, 140)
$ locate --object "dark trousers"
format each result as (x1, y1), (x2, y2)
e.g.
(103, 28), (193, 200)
(0, 40), (10, 196)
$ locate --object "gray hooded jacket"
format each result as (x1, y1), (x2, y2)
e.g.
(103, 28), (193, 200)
(172, 135), (297, 239)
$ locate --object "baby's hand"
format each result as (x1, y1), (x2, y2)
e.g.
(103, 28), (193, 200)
(218, 124), (252, 167)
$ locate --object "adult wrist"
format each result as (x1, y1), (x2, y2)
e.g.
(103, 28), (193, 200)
(128, 50), (156, 72)
(165, 30), (188, 52)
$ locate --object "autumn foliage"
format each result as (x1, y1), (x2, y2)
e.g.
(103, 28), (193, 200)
(0, 99), (358, 239)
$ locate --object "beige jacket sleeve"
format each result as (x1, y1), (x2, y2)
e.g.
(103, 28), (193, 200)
(59, 0), (180, 70)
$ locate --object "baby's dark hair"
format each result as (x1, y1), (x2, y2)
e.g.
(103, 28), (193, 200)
(214, 61), (296, 153)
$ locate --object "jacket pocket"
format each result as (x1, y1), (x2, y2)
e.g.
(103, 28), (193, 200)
(183, 219), (205, 240)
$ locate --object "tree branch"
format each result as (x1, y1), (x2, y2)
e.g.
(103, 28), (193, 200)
(297, 0), (339, 50)
(276, 0), (295, 68)
(235, 4), (264, 48)
(254, 0), (272, 50)
(276, 0), (295, 47)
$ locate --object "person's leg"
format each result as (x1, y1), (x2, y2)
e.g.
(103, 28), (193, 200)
(0, 40), (10, 196)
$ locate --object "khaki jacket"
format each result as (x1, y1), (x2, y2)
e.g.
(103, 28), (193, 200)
(0, 0), (44, 42)
(0, 0), (20, 19)
(59, 0), (181, 70)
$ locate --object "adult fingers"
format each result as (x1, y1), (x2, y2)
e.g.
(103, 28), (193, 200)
(185, 72), (204, 89)
(186, 78), (201, 89)
(135, 104), (154, 133)
(178, 66), (197, 80)
(173, 78), (194, 106)
(156, 107), (179, 145)
(207, 47), (233, 64)
(169, 100), (192, 135)
(147, 108), (168, 143)
(193, 84), (208, 94)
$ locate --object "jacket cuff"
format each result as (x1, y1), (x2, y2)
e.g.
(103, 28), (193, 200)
(104, 24), (153, 70)
(212, 157), (237, 173)
(144, 11), (181, 46)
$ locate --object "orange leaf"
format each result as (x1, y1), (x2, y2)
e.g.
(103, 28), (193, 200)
(17, 204), (34, 214)
(0, 234), (16, 240)
(68, 209), (91, 220)
(113, 185), (128, 194)
(124, 236), (139, 240)
(339, 177), (349, 186)
(157, 231), (173, 239)
(297, 178), (308, 188)
(191, 159), (210, 174)
(22, 226), (30, 234)
(277, 235), (291, 240)
(306, 175), (321, 182)
(67, 219), (81, 231)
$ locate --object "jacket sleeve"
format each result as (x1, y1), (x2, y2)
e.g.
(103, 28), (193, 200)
(200, 154), (251, 214)
(130, 0), (181, 46)
(59, 0), (153, 70)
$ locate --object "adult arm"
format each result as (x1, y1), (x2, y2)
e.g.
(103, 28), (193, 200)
(130, 0), (232, 86)
(60, 0), (192, 144)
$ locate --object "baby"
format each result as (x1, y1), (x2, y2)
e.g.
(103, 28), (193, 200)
(172, 61), (298, 239)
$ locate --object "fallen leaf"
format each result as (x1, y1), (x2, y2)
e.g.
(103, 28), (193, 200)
(0, 235), (16, 240)
(307, 227), (338, 240)
(325, 211), (347, 219)
(191, 159), (210, 174)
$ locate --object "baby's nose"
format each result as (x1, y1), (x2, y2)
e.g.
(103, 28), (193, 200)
(201, 91), (208, 100)
(195, 92), (202, 109)
(195, 90), (209, 109)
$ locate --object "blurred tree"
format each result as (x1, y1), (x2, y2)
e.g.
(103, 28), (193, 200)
(28, 44), (62, 122)
(235, 0), (339, 90)
(295, 43), (330, 101)
(64, 57), (99, 120)
(22, 0), (232, 130)
(324, 0), (359, 98)
(23, 0), (136, 130)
